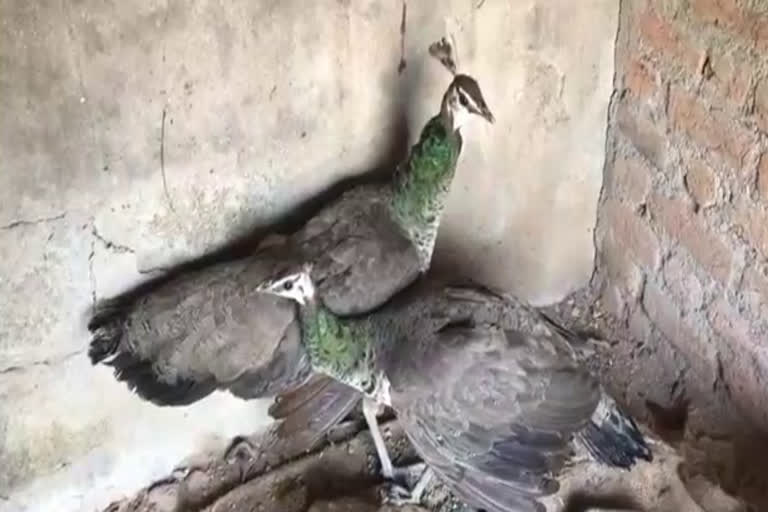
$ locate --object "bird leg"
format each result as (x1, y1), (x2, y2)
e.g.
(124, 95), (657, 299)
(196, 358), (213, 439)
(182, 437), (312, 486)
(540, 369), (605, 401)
(223, 434), (259, 461)
(362, 398), (434, 506)
(380, 463), (433, 506)
(362, 397), (395, 479)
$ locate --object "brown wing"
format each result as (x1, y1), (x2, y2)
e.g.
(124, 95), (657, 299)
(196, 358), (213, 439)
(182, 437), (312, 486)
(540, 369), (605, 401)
(87, 245), (309, 405)
(394, 326), (600, 512)
(269, 374), (361, 446)
(88, 185), (420, 411)
(296, 185), (422, 316)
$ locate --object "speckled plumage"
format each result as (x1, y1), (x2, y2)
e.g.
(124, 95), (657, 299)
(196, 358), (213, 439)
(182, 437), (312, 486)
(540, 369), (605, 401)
(86, 73), (480, 443)
(299, 304), (377, 394)
(390, 115), (462, 267)
(278, 278), (652, 512)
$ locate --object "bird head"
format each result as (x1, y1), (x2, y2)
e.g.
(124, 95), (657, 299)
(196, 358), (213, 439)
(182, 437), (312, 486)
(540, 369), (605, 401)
(257, 263), (316, 305)
(442, 74), (495, 131)
(429, 36), (494, 131)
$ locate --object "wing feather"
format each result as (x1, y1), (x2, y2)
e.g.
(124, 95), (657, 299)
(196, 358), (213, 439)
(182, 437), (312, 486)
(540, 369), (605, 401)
(269, 374), (361, 446)
(396, 325), (600, 511)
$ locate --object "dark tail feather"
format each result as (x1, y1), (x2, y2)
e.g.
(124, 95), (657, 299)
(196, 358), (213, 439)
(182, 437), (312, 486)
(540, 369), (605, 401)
(88, 298), (216, 405)
(577, 394), (653, 469)
(87, 298), (127, 364)
(104, 351), (216, 406)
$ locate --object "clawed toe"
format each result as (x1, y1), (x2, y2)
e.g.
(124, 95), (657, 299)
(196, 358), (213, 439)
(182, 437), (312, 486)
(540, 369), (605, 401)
(380, 463), (430, 506)
(391, 463), (426, 487)
(223, 435), (258, 462)
(381, 482), (419, 506)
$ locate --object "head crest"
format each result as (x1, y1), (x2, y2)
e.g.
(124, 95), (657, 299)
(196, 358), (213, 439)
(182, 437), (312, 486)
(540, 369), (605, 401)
(428, 35), (458, 75)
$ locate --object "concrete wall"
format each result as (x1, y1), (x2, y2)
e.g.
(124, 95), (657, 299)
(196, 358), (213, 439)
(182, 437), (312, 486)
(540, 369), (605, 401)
(0, 1), (618, 510)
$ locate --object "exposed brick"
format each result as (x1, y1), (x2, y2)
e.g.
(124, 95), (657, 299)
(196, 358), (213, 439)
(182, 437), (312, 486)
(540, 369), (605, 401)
(599, 283), (626, 321)
(742, 264), (768, 299)
(663, 252), (704, 312)
(756, 78), (768, 134)
(600, 225), (646, 301)
(635, 7), (699, 74)
(708, 48), (753, 107)
(683, 159), (719, 208)
(636, 7), (678, 51)
(628, 306), (654, 343)
(689, 0), (748, 32)
(709, 298), (754, 350)
(756, 17), (768, 54)
(741, 263), (768, 318)
(603, 198), (662, 273)
(642, 280), (717, 384)
(611, 154), (652, 206)
(689, 0), (768, 56)
(733, 200), (768, 260)
(668, 86), (754, 170)
(616, 100), (666, 169)
(757, 153), (768, 202)
(623, 58), (657, 102)
(651, 194), (733, 282)
(708, 298), (768, 428)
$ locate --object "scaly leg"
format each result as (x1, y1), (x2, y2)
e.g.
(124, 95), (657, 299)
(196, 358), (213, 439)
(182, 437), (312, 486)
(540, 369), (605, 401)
(380, 463), (434, 506)
(362, 397), (395, 479)
(362, 398), (436, 505)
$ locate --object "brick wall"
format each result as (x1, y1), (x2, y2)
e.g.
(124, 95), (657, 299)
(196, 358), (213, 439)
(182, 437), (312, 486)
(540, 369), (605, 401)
(596, 0), (768, 430)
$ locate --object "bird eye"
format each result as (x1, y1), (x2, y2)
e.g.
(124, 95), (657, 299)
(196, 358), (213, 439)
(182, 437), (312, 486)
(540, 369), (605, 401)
(283, 281), (293, 291)
(459, 93), (469, 107)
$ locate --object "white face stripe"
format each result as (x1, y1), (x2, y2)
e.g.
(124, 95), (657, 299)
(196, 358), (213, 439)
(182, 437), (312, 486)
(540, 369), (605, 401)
(457, 86), (482, 115)
(295, 271), (316, 301)
(263, 271), (315, 305)
(450, 88), (472, 131)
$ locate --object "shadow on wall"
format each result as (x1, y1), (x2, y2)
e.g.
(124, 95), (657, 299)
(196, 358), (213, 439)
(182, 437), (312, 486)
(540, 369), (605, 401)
(87, 66), (421, 317)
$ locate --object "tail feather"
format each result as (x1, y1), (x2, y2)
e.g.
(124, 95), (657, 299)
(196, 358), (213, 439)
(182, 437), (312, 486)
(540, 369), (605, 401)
(87, 298), (217, 405)
(576, 394), (652, 469)
(87, 298), (128, 364)
(105, 351), (216, 406)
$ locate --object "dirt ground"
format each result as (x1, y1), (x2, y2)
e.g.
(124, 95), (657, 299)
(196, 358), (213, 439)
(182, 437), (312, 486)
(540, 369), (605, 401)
(101, 411), (747, 512)
(102, 286), (761, 512)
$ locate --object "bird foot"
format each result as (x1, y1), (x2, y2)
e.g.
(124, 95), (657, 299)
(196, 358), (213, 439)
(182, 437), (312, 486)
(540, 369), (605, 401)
(169, 465), (199, 482)
(223, 435), (259, 462)
(380, 463), (430, 506)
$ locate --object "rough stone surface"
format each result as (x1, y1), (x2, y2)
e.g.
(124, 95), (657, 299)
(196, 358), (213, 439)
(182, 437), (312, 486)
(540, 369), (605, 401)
(0, 0), (618, 510)
(757, 152), (768, 202)
(96, 414), (749, 512)
(684, 159), (719, 209)
(592, 1), (768, 509)
(650, 193), (733, 284)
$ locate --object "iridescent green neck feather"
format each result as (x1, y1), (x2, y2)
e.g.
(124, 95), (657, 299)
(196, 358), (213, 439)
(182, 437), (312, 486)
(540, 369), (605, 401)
(389, 115), (462, 268)
(299, 302), (378, 395)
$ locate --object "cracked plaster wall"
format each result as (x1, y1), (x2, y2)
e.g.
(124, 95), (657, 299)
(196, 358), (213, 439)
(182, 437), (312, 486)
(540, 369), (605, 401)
(0, 1), (618, 510)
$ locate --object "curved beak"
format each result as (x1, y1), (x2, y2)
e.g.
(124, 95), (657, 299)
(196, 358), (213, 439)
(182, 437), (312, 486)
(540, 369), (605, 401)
(481, 107), (495, 124)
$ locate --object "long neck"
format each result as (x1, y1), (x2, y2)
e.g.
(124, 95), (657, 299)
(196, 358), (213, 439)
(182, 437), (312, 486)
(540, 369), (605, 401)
(389, 109), (462, 268)
(298, 300), (379, 395)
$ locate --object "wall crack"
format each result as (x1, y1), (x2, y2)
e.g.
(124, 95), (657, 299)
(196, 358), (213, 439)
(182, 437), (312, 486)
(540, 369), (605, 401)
(0, 349), (85, 375)
(0, 212), (66, 231)
(91, 225), (135, 254)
